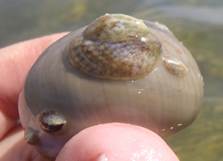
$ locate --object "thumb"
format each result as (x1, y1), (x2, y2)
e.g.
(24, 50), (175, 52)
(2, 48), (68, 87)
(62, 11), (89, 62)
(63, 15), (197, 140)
(56, 123), (179, 161)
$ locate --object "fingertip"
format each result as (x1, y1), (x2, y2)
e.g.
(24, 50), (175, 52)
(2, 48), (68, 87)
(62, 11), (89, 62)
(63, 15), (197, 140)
(56, 123), (179, 161)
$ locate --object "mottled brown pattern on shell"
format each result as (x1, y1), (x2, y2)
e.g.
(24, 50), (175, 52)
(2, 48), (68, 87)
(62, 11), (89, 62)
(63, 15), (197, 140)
(69, 38), (161, 80)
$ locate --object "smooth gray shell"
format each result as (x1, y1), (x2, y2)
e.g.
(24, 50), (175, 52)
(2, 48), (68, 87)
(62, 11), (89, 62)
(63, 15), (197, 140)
(19, 14), (204, 158)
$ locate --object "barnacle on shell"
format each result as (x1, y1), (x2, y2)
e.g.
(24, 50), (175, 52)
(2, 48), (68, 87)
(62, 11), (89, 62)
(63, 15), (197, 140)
(68, 14), (161, 80)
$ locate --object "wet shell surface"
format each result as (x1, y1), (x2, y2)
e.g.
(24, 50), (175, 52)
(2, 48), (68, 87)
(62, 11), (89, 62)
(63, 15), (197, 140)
(19, 14), (204, 158)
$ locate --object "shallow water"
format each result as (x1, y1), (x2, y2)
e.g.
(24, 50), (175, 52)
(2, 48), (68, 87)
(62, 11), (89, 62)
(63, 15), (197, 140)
(0, 0), (222, 160)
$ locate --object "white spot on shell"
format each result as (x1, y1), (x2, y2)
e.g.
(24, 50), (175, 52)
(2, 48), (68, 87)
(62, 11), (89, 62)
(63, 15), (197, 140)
(137, 88), (144, 95)
(163, 57), (188, 77)
(97, 154), (109, 161)
(161, 128), (166, 132)
(140, 37), (147, 42)
(136, 20), (141, 25)
(177, 123), (183, 127)
(198, 73), (204, 82)
(170, 126), (174, 130)
(154, 21), (170, 32)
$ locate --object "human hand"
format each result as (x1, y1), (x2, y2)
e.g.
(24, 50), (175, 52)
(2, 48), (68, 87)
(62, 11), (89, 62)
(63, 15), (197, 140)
(0, 34), (179, 161)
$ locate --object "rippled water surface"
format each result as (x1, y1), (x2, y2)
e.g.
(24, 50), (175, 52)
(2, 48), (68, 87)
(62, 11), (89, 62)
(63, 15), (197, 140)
(0, 0), (222, 160)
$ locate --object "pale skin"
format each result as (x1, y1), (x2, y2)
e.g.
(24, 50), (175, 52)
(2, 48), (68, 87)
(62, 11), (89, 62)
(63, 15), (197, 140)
(0, 33), (179, 161)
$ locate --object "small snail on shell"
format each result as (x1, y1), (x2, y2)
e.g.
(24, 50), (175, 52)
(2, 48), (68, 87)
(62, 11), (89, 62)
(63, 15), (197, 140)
(19, 14), (204, 158)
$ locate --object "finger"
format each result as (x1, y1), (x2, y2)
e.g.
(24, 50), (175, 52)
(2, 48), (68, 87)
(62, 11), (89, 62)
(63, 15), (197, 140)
(0, 112), (15, 139)
(0, 128), (48, 161)
(0, 33), (67, 119)
(0, 123), (179, 161)
(0, 33), (68, 139)
(56, 123), (179, 161)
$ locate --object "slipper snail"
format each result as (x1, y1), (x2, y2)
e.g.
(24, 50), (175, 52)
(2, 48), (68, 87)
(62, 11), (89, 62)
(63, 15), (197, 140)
(19, 14), (204, 158)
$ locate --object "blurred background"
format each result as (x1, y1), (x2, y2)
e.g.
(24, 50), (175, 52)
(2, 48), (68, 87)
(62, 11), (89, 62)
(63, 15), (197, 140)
(0, 0), (222, 160)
